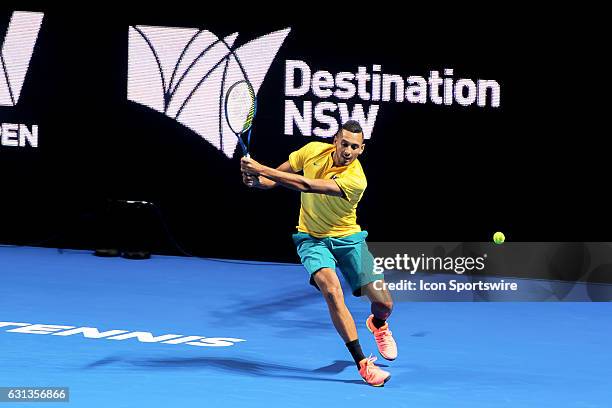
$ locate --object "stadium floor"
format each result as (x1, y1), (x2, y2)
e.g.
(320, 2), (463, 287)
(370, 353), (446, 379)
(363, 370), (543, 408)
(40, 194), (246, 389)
(1, 246), (611, 407)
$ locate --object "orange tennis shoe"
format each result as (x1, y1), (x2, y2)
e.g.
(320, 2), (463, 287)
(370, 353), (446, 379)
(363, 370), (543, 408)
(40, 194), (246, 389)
(358, 356), (391, 387)
(366, 314), (398, 361)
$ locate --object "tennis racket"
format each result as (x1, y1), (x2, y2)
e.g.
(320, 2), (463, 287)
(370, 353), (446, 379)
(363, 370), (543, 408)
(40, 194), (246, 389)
(225, 80), (257, 157)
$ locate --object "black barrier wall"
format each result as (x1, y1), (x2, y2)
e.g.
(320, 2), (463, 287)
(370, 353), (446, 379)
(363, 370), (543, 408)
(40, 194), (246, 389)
(0, 4), (603, 262)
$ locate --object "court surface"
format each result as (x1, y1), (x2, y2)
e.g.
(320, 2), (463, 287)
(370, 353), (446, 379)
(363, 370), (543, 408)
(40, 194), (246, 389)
(1, 246), (611, 407)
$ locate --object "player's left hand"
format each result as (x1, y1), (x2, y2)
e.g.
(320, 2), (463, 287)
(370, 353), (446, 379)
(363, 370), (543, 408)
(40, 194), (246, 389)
(241, 157), (264, 176)
(242, 172), (261, 188)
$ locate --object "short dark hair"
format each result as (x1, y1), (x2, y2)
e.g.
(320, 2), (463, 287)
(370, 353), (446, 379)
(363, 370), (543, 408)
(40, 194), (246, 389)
(341, 120), (362, 134)
(335, 120), (364, 142)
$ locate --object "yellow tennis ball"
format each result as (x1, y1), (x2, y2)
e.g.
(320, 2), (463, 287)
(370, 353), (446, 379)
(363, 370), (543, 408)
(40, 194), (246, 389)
(493, 232), (505, 244)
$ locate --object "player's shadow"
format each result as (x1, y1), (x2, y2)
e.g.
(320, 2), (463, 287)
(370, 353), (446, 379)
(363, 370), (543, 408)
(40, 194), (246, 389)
(211, 289), (321, 320)
(207, 288), (338, 335)
(84, 356), (372, 385)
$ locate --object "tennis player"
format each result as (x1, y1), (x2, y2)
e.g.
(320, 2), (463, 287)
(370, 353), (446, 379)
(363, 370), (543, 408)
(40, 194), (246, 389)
(240, 120), (397, 386)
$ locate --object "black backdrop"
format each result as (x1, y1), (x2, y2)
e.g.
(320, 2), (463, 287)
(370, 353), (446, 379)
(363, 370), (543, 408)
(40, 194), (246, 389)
(0, 3), (603, 262)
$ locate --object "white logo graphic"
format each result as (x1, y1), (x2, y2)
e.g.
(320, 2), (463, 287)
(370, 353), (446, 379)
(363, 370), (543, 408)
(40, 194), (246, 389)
(0, 11), (44, 107)
(128, 24), (290, 158)
(1, 321), (246, 347)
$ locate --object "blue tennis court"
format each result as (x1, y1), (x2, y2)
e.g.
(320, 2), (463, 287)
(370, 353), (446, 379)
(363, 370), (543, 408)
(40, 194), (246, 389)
(1, 246), (611, 407)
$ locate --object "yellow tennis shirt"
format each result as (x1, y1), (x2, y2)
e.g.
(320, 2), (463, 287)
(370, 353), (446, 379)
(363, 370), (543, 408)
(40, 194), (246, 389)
(288, 142), (367, 238)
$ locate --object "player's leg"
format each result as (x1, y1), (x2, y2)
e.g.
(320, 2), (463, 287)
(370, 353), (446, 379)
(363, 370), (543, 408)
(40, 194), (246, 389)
(292, 232), (390, 385)
(312, 267), (358, 344)
(362, 280), (394, 327)
(313, 267), (390, 386)
(332, 232), (398, 361)
(292, 233), (362, 362)
(361, 281), (398, 361)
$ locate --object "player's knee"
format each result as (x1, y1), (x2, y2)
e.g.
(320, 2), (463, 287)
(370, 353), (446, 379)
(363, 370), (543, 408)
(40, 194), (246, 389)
(322, 284), (344, 306)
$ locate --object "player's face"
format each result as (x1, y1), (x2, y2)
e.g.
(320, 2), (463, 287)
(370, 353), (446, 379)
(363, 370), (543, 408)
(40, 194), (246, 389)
(333, 130), (365, 166)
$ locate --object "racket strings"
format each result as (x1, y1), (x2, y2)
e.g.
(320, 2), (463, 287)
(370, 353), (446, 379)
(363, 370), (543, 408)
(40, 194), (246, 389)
(226, 82), (256, 135)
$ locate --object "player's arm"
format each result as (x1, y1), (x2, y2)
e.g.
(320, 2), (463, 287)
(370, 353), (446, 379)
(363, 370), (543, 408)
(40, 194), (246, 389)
(241, 157), (344, 197)
(242, 160), (295, 190)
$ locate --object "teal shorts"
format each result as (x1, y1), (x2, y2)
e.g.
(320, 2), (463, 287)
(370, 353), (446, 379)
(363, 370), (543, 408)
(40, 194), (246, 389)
(292, 231), (380, 297)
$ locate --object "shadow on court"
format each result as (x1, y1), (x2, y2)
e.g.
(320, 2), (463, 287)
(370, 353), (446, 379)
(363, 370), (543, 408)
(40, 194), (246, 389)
(206, 288), (339, 336)
(209, 290), (322, 320)
(83, 356), (382, 385)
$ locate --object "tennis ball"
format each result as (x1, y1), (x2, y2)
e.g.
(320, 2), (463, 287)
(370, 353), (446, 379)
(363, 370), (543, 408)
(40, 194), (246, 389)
(493, 232), (505, 245)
